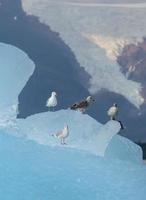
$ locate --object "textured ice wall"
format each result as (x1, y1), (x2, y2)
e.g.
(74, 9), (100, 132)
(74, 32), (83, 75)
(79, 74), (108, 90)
(0, 43), (35, 123)
(21, 0), (146, 108)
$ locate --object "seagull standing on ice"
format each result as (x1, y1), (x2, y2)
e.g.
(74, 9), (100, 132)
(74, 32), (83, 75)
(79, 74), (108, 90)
(52, 125), (69, 145)
(107, 103), (124, 129)
(46, 91), (57, 111)
(107, 103), (118, 120)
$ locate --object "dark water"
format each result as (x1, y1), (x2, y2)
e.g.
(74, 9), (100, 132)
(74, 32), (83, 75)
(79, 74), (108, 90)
(0, 0), (146, 143)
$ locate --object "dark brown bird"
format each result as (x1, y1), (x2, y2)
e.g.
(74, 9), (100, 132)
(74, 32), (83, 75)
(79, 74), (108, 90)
(70, 96), (94, 113)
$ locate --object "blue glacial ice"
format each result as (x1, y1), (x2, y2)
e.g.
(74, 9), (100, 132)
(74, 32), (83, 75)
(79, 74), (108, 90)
(0, 43), (34, 128)
(0, 43), (34, 109)
(0, 43), (146, 200)
(16, 110), (142, 164)
(0, 129), (146, 200)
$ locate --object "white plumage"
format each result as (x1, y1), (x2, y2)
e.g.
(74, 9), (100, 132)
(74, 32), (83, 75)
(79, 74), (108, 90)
(52, 125), (69, 145)
(46, 91), (57, 109)
(107, 103), (118, 120)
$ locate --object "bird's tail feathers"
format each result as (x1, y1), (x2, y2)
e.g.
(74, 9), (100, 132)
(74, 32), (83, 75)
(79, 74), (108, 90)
(51, 131), (62, 138)
(49, 132), (57, 138)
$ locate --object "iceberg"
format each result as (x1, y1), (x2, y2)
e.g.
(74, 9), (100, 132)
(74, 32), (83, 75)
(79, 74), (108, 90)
(15, 110), (142, 164)
(0, 43), (35, 127)
(0, 42), (145, 199)
(0, 42), (143, 163)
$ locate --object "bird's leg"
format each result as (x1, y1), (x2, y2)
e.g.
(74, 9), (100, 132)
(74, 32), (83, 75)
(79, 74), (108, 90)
(63, 138), (67, 145)
(111, 116), (115, 120)
(61, 138), (66, 145)
(61, 138), (64, 145)
(79, 108), (84, 114)
(82, 109), (85, 114)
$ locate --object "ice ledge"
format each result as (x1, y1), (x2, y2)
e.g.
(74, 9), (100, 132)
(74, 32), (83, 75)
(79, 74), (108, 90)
(13, 109), (143, 164)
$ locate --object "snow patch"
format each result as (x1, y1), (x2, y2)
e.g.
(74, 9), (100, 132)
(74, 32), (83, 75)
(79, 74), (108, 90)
(86, 35), (140, 60)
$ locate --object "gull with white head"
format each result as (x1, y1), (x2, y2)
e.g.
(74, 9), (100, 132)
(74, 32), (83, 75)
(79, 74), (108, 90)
(107, 103), (124, 129)
(107, 103), (118, 120)
(46, 91), (57, 111)
(52, 125), (69, 145)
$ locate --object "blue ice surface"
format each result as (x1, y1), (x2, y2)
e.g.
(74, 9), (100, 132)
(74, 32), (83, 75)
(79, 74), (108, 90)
(0, 43), (34, 118)
(15, 110), (142, 164)
(0, 129), (146, 200)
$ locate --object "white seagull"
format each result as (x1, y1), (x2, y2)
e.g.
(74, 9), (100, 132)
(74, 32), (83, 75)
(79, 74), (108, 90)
(46, 91), (57, 110)
(52, 125), (69, 145)
(107, 103), (118, 120)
